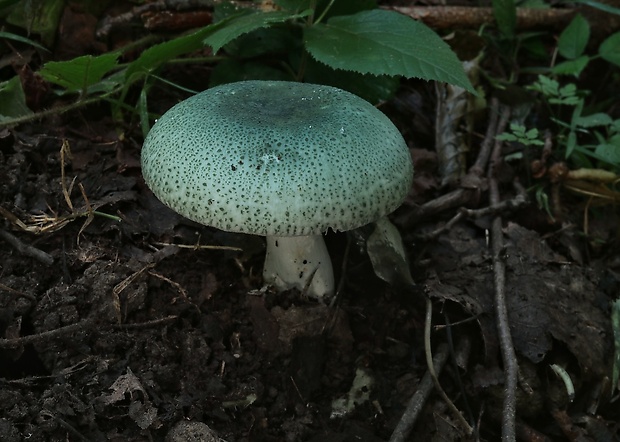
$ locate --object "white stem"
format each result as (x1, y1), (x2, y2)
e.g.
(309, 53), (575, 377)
(263, 235), (334, 299)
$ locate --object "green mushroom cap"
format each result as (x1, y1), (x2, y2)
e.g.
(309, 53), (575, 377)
(141, 80), (413, 236)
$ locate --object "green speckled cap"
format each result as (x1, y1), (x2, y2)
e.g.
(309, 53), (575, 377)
(141, 80), (413, 236)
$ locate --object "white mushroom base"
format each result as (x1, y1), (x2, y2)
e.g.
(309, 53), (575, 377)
(263, 235), (334, 299)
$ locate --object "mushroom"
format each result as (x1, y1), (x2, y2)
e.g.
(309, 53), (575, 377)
(141, 80), (413, 298)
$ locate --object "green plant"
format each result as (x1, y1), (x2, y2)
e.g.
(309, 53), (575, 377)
(552, 13), (620, 77)
(497, 123), (544, 147)
(0, 0), (474, 133)
(527, 75), (620, 170)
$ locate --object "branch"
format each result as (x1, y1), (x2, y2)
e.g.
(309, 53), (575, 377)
(387, 6), (575, 30)
(401, 97), (500, 228)
(488, 105), (519, 442)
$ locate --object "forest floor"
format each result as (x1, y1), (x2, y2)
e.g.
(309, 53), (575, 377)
(1, 1), (619, 441)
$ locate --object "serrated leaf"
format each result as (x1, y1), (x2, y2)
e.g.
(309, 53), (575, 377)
(599, 32), (620, 67)
(558, 14), (590, 59)
(0, 76), (32, 122)
(552, 55), (590, 76)
(303, 57), (399, 103)
(39, 52), (120, 92)
(304, 10), (474, 92)
(492, 0), (517, 38)
(204, 9), (311, 54)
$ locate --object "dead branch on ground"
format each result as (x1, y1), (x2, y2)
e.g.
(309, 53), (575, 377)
(402, 97), (501, 228)
(0, 316), (179, 349)
(388, 6), (575, 30)
(488, 105), (519, 442)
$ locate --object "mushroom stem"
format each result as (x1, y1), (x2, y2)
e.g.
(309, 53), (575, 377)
(263, 235), (335, 299)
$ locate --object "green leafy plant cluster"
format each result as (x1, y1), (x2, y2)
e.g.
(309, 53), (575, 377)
(552, 13), (620, 77)
(0, 0), (474, 133)
(496, 123), (544, 147)
(527, 75), (620, 169)
(491, 3), (620, 172)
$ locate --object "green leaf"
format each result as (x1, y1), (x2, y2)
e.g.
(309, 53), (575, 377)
(558, 14), (590, 59)
(527, 75), (559, 96)
(39, 52), (120, 92)
(304, 10), (474, 92)
(209, 60), (291, 86)
(562, 0), (620, 16)
(204, 9), (312, 54)
(566, 130), (577, 157)
(0, 76), (32, 122)
(0, 31), (49, 52)
(303, 57), (400, 103)
(0, 0), (20, 9)
(594, 139), (620, 166)
(574, 112), (613, 128)
(496, 132), (518, 142)
(492, 0), (517, 38)
(223, 26), (299, 58)
(125, 20), (234, 82)
(599, 32), (620, 67)
(274, 0), (314, 12)
(6, 0), (64, 46)
(551, 55), (590, 76)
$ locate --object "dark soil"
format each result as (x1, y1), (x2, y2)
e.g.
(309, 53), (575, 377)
(1, 3), (620, 442)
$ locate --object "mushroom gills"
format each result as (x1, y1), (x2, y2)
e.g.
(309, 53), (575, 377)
(263, 235), (334, 298)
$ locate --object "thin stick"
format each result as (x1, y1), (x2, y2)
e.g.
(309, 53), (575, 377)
(0, 316), (179, 349)
(387, 6), (575, 30)
(389, 342), (450, 442)
(0, 229), (54, 265)
(0, 319), (96, 349)
(471, 97), (501, 176)
(488, 105), (518, 442)
(402, 98), (500, 227)
(0, 282), (37, 302)
(424, 298), (473, 436)
(415, 183), (528, 241)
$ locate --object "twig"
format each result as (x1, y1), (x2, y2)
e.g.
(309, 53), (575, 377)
(387, 6), (575, 30)
(488, 105), (518, 442)
(0, 228), (54, 265)
(0, 282), (37, 302)
(0, 316), (179, 349)
(471, 97), (501, 177)
(154, 241), (242, 252)
(415, 180), (528, 241)
(112, 315), (178, 330)
(402, 98), (500, 227)
(424, 298), (473, 436)
(389, 342), (450, 442)
(0, 319), (97, 349)
(0, 92), (119, 130)
(390, 297), (478, 440)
